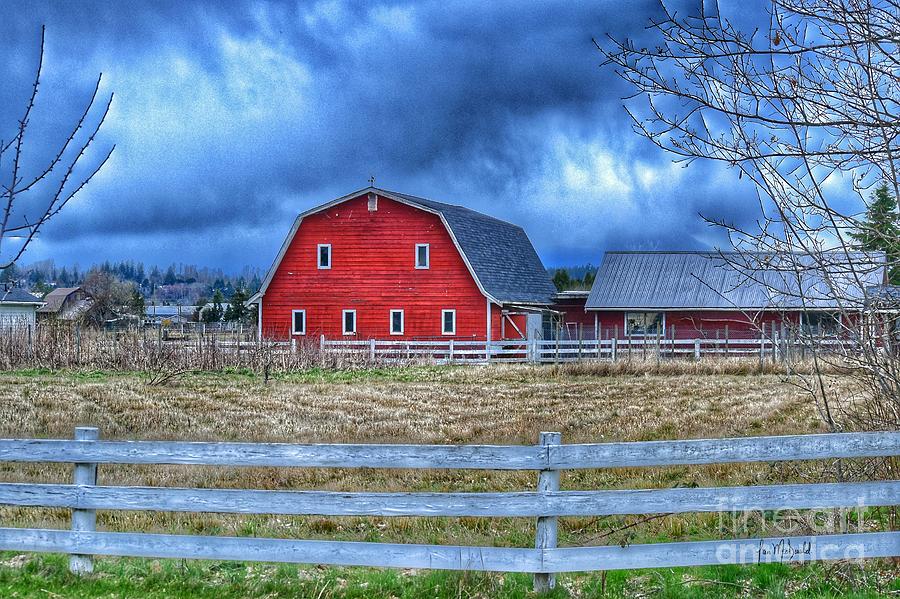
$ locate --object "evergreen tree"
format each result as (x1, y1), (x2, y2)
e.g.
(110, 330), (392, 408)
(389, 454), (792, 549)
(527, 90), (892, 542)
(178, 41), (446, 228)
(224, 288), (249, 322)
(582, 268), (596, 288)
(163, 266), (177, 285)
(852, 183), (900, 284)
(201, 290), (225, 323)
(552, 268), (571, 291)
(128, 286), (145, 317)
(58, 266), (70, 286)
(0, 264), (19, 284)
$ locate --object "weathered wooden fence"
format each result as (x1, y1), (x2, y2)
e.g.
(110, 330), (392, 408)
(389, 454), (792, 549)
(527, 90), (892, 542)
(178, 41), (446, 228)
(0, 429), (897, 592)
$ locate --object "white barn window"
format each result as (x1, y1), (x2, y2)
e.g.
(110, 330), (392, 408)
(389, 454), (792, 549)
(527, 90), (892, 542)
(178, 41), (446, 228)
(442, 309), (456, 335)
(390, 310), (404, 335)
(415, 244), (430, 269)
(625, 312), (664, 336)
(318, 244), (332, 269)
(342, 309), (357, 335)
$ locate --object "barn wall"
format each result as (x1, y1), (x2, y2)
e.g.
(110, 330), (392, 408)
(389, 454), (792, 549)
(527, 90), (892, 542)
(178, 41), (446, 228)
(261, 194), (492, 340)
(490, 305), (534, 341)
(593, 310), (801, 339)
(551, 294), (594, 339)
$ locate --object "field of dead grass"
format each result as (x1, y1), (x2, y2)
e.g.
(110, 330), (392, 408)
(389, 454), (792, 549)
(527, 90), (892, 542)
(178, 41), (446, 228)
(0, 364), (894, 597)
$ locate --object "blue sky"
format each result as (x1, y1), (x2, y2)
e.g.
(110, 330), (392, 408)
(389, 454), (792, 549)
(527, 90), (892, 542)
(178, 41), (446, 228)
(0, 0), (769, 271)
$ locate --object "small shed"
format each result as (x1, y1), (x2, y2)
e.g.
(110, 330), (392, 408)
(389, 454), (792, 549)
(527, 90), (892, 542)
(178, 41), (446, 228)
(0, 288), (44, 330)
(36, 287), (94, 322)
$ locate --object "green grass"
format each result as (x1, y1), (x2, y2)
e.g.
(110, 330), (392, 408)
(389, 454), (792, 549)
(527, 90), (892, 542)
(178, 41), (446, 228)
(0, 553), (896, 598)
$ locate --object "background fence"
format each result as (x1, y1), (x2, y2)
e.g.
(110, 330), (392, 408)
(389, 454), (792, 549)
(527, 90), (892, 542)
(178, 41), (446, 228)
(319, 335), (850, 364)
(0, 322), (877, 370)
(0, 428), (897, 592)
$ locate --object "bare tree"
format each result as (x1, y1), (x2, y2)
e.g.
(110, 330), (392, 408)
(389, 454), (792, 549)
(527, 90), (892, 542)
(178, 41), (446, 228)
(600, 0), (900, 438)
(0, 26), (114, 269)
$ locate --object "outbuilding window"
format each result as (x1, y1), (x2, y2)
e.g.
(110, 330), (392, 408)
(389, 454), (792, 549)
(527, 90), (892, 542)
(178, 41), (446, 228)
(625, 312), (664, 336)
(291, 310), (306, 335)
(342, 310), (356, 335)
(415, 244), (430, 269)
(442, 309), (456, 335)
(802, 312), (841, 336)
(318, 244), (332, 269)
(390, 310), (404, 335)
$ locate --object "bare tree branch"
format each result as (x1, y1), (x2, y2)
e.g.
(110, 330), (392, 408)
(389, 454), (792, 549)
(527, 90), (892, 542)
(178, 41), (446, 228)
(0, 25), (114, 270)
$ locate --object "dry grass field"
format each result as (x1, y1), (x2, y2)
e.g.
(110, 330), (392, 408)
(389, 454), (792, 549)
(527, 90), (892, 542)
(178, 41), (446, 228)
(0, 363), (895, 597)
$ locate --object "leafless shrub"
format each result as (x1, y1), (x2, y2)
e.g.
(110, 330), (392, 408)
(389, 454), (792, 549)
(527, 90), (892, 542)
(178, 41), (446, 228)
(0, 325), (436, 375)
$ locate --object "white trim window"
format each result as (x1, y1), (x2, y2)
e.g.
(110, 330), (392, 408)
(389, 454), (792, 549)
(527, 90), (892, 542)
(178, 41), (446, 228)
(442, 309), (456, 335)
(415, 244), (430, 269)
(625, 312), (665, 336)
(291, 310), (306, 336)
(342, 309), (357, 335)
(317, 244), (332, 269)
(390, 309), (404, 335)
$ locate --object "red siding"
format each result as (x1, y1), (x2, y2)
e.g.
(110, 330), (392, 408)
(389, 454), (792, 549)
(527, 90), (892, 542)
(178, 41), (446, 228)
(262, 194), (496, 340)
(593, 310), (800, 339)
(491, 305), (532, 340)
(551, 294), (594, 338)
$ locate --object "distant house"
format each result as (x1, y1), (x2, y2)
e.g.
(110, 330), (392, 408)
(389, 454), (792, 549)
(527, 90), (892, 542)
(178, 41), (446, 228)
(36, 287), (94, 322)
(0, 287), (43, 330)
(585, 251), (885, 339)
(144, 305), (198, 326)
(249, 187), (557, 340)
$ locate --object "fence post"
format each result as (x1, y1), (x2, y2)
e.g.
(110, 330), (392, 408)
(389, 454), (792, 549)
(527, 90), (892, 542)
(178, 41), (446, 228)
(694, 339), (701, 361)
(759, 328), (765, 371)
(369, 338), (376, 362)
(534, 431), (561, 593)
(611, 336), (617, 362)
(577, 324), (583, 361)
(70, 426), (99, 575)
(75, 326), (81, 365)
(449, 339), (455, 364)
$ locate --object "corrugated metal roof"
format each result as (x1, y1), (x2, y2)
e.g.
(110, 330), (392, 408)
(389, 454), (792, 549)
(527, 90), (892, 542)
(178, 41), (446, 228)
(391, 191), (557, 305)
(586, 251), (885, 310)
(0, 288), (43, 304)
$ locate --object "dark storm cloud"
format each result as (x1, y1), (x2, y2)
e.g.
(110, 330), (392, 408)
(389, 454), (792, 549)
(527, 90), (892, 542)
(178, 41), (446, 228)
(0, 0), (765, 269)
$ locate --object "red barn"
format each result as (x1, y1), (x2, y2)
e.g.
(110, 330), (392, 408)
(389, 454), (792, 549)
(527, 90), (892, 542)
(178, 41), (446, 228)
(585, 251), (885, 340)
(249, 187), (556, 341)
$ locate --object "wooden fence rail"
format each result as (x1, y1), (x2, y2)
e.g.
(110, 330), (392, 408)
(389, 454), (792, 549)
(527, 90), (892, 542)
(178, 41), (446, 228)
(0, 428), (897, 593)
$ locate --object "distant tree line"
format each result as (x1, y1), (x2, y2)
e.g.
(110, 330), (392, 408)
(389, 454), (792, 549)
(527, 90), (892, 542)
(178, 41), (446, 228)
(1, 260), (263, 306)
(549, 265), (596, 292)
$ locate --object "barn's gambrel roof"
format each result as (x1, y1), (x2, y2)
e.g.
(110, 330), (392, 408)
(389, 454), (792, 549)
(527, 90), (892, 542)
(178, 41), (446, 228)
(37, 287), (83, 313)
(250, 187), (556, 306)
(586, 251), (886, 311)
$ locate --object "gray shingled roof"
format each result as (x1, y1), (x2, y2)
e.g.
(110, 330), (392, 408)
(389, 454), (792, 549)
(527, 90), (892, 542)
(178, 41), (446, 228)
(586, 251), (885, 310)
(0, 288), (43, 304)
(389, 191), (557, 304)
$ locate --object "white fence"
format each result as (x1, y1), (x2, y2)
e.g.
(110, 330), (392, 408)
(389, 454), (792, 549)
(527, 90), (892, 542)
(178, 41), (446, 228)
(0, 427), (897, 592)
(318, 336), (845, 364)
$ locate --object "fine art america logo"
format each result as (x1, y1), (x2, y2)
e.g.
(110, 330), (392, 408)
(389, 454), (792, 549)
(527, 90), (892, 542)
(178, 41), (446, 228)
(712, 500), (869, 564)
